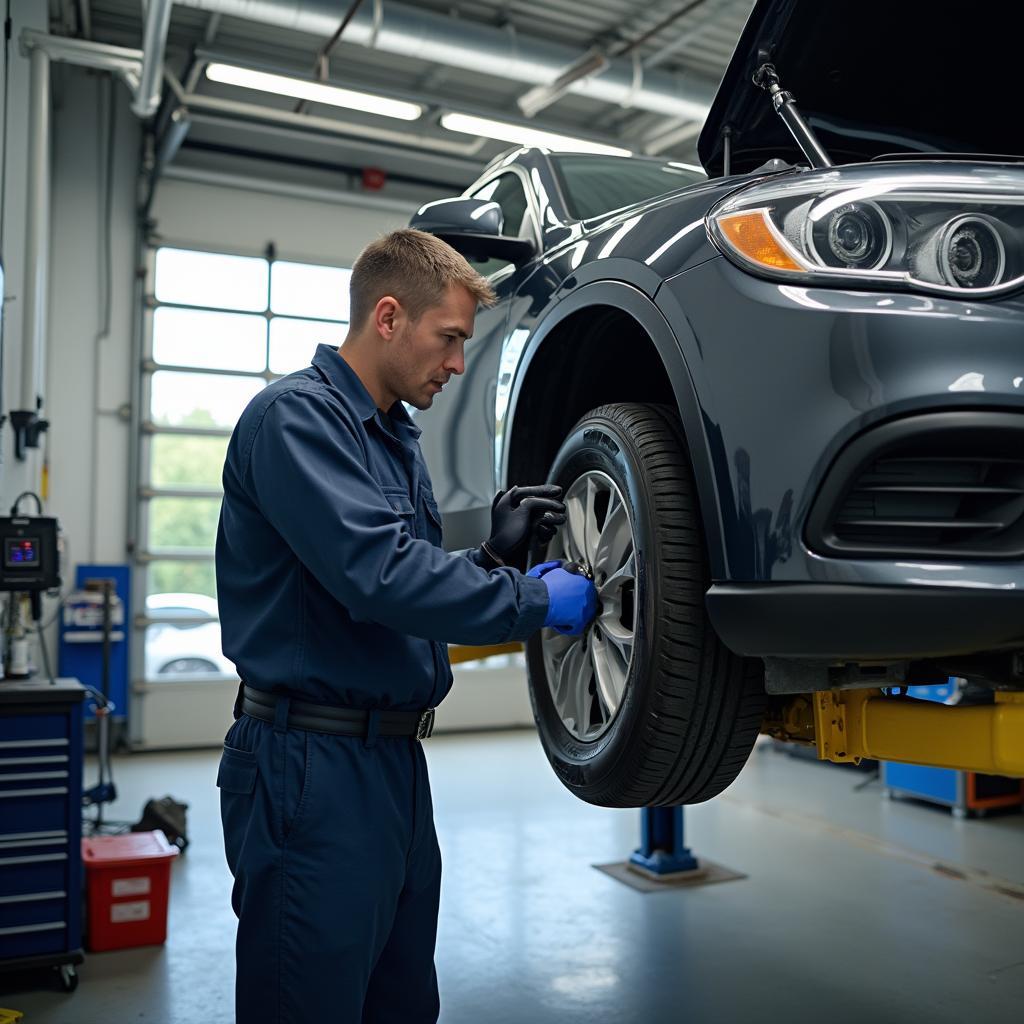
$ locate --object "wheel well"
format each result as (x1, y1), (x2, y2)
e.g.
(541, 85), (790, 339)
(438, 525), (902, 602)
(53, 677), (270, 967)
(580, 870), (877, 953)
(506, 306), (675, 484)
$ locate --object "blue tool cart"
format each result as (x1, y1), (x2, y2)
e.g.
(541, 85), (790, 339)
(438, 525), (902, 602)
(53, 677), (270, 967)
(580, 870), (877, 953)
(0, 678), (85, 993)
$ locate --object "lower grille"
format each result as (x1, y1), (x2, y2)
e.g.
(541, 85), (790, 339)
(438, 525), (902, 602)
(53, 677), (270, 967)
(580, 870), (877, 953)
(806, 412), (1024, 559)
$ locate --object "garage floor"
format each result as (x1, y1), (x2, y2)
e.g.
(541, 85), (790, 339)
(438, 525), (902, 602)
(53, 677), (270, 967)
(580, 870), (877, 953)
(4, 731), (1023, 1024)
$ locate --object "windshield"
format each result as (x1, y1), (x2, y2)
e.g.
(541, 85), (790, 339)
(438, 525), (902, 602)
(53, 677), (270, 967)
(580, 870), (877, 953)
(552, 155), (705, 220)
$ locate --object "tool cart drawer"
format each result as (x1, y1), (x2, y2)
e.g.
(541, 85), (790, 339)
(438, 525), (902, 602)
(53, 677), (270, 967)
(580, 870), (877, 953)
(0, 680), (86, 977)
(0, 832), (71, 898)
(0, 741), (73, 836)
(0, 889), (68, 930)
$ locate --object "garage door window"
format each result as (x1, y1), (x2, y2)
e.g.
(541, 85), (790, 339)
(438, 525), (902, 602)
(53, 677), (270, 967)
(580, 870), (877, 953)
(139, 246), (351, 683)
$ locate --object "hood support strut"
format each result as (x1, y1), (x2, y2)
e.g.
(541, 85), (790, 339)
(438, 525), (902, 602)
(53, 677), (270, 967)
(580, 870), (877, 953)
(752, 62), (832, 169)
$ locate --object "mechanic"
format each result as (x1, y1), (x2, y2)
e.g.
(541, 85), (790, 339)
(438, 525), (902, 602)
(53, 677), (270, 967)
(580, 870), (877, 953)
(214, 228), (598, 1023)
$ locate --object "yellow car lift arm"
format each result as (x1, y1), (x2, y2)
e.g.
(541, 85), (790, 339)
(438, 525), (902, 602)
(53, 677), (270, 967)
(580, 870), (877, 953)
(765, 689), (1024, 777)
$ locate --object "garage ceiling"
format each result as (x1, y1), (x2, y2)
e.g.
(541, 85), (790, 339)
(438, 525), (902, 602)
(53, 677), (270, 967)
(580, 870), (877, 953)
(53, 0), (754, 195)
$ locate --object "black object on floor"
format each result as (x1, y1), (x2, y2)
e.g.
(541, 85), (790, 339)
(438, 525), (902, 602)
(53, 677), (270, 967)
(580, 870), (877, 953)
(132, 795), (190, 851)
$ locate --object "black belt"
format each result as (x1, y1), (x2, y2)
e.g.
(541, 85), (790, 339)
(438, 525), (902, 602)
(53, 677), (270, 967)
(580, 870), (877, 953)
(241, 685), (435, 740)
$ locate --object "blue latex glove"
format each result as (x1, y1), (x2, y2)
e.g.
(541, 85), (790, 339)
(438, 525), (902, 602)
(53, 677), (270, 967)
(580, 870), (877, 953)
(526, 560), (562, 579)
(527, 560), (598, 636)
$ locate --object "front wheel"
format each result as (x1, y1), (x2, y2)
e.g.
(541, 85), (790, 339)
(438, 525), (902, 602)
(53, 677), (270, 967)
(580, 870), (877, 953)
(526, 403), (765, 807)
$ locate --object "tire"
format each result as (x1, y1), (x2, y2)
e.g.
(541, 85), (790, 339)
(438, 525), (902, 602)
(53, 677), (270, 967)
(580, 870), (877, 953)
(525, 402), (766, 807)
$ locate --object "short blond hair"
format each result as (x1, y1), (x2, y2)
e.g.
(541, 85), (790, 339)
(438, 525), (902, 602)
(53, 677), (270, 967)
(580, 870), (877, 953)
(349, 228), (496, 329)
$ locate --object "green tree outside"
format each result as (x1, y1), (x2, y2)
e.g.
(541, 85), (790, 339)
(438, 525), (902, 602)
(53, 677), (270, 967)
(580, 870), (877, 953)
(149, 407), (233, 600)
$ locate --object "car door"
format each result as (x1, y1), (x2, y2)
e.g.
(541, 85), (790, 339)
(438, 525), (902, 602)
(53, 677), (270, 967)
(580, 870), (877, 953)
(413, 169), (542, 550)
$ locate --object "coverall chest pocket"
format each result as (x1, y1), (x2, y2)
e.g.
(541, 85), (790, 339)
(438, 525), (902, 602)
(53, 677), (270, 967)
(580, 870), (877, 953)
(383, 488), (417, 538)
(422, 493), (444, 547)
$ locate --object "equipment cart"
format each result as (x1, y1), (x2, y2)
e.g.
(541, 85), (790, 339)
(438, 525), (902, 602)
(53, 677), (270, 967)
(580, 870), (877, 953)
(0, 679), (85, 993)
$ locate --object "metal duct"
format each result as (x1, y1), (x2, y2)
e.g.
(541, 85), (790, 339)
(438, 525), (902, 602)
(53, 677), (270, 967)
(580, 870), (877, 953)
(133, 0), (174, 117)
(175, 0), (716, 122)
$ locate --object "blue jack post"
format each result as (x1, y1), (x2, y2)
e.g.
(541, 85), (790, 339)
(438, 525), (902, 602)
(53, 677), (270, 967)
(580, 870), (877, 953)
(629, 806), (703, 880)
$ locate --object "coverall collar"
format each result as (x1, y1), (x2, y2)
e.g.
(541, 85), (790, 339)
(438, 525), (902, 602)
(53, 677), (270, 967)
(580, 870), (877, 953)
(313, 343), (422, 440)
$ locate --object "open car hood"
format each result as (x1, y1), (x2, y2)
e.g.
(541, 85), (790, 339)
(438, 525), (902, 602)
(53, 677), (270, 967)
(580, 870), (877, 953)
(698, 0), (1023, 177)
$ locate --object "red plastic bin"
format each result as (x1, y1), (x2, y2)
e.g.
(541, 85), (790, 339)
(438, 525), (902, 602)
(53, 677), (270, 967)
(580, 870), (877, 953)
(81, 830), (179, 952)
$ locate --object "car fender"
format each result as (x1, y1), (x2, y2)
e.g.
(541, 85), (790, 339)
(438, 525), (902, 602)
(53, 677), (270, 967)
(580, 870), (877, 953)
(552, 256), (666, 297)
(501, 277), (727, 577)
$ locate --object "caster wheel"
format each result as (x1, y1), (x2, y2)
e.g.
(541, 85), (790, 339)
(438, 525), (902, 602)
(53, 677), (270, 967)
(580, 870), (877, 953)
(58, 964), (79, 993)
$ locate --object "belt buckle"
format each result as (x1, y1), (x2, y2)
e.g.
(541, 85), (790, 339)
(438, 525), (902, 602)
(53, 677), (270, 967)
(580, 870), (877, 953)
(416, 708), (436, 740)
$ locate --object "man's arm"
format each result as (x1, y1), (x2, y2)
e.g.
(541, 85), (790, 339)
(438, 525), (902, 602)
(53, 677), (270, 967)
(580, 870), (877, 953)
(244, 387), (548, 646)
(456, 545), (500, 570)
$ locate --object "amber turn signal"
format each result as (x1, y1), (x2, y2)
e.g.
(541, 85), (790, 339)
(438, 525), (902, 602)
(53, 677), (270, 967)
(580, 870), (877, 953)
(717, 209), (803, 272)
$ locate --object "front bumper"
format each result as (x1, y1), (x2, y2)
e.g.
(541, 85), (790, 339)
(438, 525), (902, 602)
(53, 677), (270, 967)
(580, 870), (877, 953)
(658, 255), (1024, 582)
(658, 256), (1024, 663)
(706, 582), (1024, 660)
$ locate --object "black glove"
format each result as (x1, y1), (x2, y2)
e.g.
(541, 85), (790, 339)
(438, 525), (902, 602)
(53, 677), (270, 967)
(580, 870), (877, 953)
(481, 484), (565, 567)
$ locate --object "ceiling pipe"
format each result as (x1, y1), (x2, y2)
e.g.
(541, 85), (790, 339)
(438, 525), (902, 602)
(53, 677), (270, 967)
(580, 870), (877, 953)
(21, 29), (143, 91)
(174, 0), (716, 122)
(8, 45), (52, 459)
(14, 26), (164, 458)
(644, 119), (703, 156)
(22, 44), (50, 413)
(132, 0), (174, 117)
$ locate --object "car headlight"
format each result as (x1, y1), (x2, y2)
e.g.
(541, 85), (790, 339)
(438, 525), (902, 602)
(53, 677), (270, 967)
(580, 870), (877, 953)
(707, 165), (1024, 297)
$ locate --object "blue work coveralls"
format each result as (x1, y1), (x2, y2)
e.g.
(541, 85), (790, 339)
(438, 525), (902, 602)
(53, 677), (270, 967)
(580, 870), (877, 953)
(214, 344), (549, 1023)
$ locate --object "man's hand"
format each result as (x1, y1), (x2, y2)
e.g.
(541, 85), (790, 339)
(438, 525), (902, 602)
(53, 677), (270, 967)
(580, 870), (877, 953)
(527, 559), (598, 636)
(482, 484), (566, 567)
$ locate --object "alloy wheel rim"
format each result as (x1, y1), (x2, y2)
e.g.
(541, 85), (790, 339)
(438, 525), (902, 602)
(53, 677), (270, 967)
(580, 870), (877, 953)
(541, 470), (637, 742)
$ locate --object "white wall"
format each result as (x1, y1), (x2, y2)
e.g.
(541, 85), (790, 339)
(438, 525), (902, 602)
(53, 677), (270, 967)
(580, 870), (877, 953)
(46, 67), (139, 569)
(150, 174), (417, 266)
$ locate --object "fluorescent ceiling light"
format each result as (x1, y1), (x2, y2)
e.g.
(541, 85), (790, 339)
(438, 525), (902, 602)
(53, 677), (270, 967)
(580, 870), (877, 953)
(440, 112), (630, 157)
(205, 63), (422, 121)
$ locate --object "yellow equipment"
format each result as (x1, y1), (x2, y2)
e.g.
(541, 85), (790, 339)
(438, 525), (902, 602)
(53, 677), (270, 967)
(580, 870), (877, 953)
(765, 689), (1024, 777)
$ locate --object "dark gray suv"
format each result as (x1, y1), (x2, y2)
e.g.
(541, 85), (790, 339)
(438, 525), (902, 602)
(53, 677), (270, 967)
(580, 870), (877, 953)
(409, 0), (1024, 807)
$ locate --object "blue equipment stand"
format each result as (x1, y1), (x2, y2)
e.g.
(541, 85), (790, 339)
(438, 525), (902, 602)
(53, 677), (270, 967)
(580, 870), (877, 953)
(630, 806), (700, 876)
(58, 564), (130, 737)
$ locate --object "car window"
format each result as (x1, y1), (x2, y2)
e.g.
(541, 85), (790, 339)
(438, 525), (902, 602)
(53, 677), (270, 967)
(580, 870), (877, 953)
(552, 155), (706, 220)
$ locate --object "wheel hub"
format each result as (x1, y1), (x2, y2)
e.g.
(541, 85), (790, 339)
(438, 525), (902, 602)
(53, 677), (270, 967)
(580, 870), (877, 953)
(541, 470), (637, 742)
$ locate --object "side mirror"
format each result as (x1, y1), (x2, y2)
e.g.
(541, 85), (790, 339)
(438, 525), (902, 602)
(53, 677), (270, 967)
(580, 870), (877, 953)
(410, 197), (536, 267)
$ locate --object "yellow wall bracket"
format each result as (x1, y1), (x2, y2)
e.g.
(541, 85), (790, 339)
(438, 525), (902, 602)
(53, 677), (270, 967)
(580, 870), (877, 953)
(808, 688), (1024, 777)
(447, 642), (523, 666)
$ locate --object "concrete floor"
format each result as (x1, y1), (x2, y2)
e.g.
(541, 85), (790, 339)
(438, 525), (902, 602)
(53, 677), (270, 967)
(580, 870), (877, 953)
(3, 731), (1023, 1024)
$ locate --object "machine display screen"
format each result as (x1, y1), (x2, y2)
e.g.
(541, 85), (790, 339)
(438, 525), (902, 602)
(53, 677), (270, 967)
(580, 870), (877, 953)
(4, 537), (40, 568)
